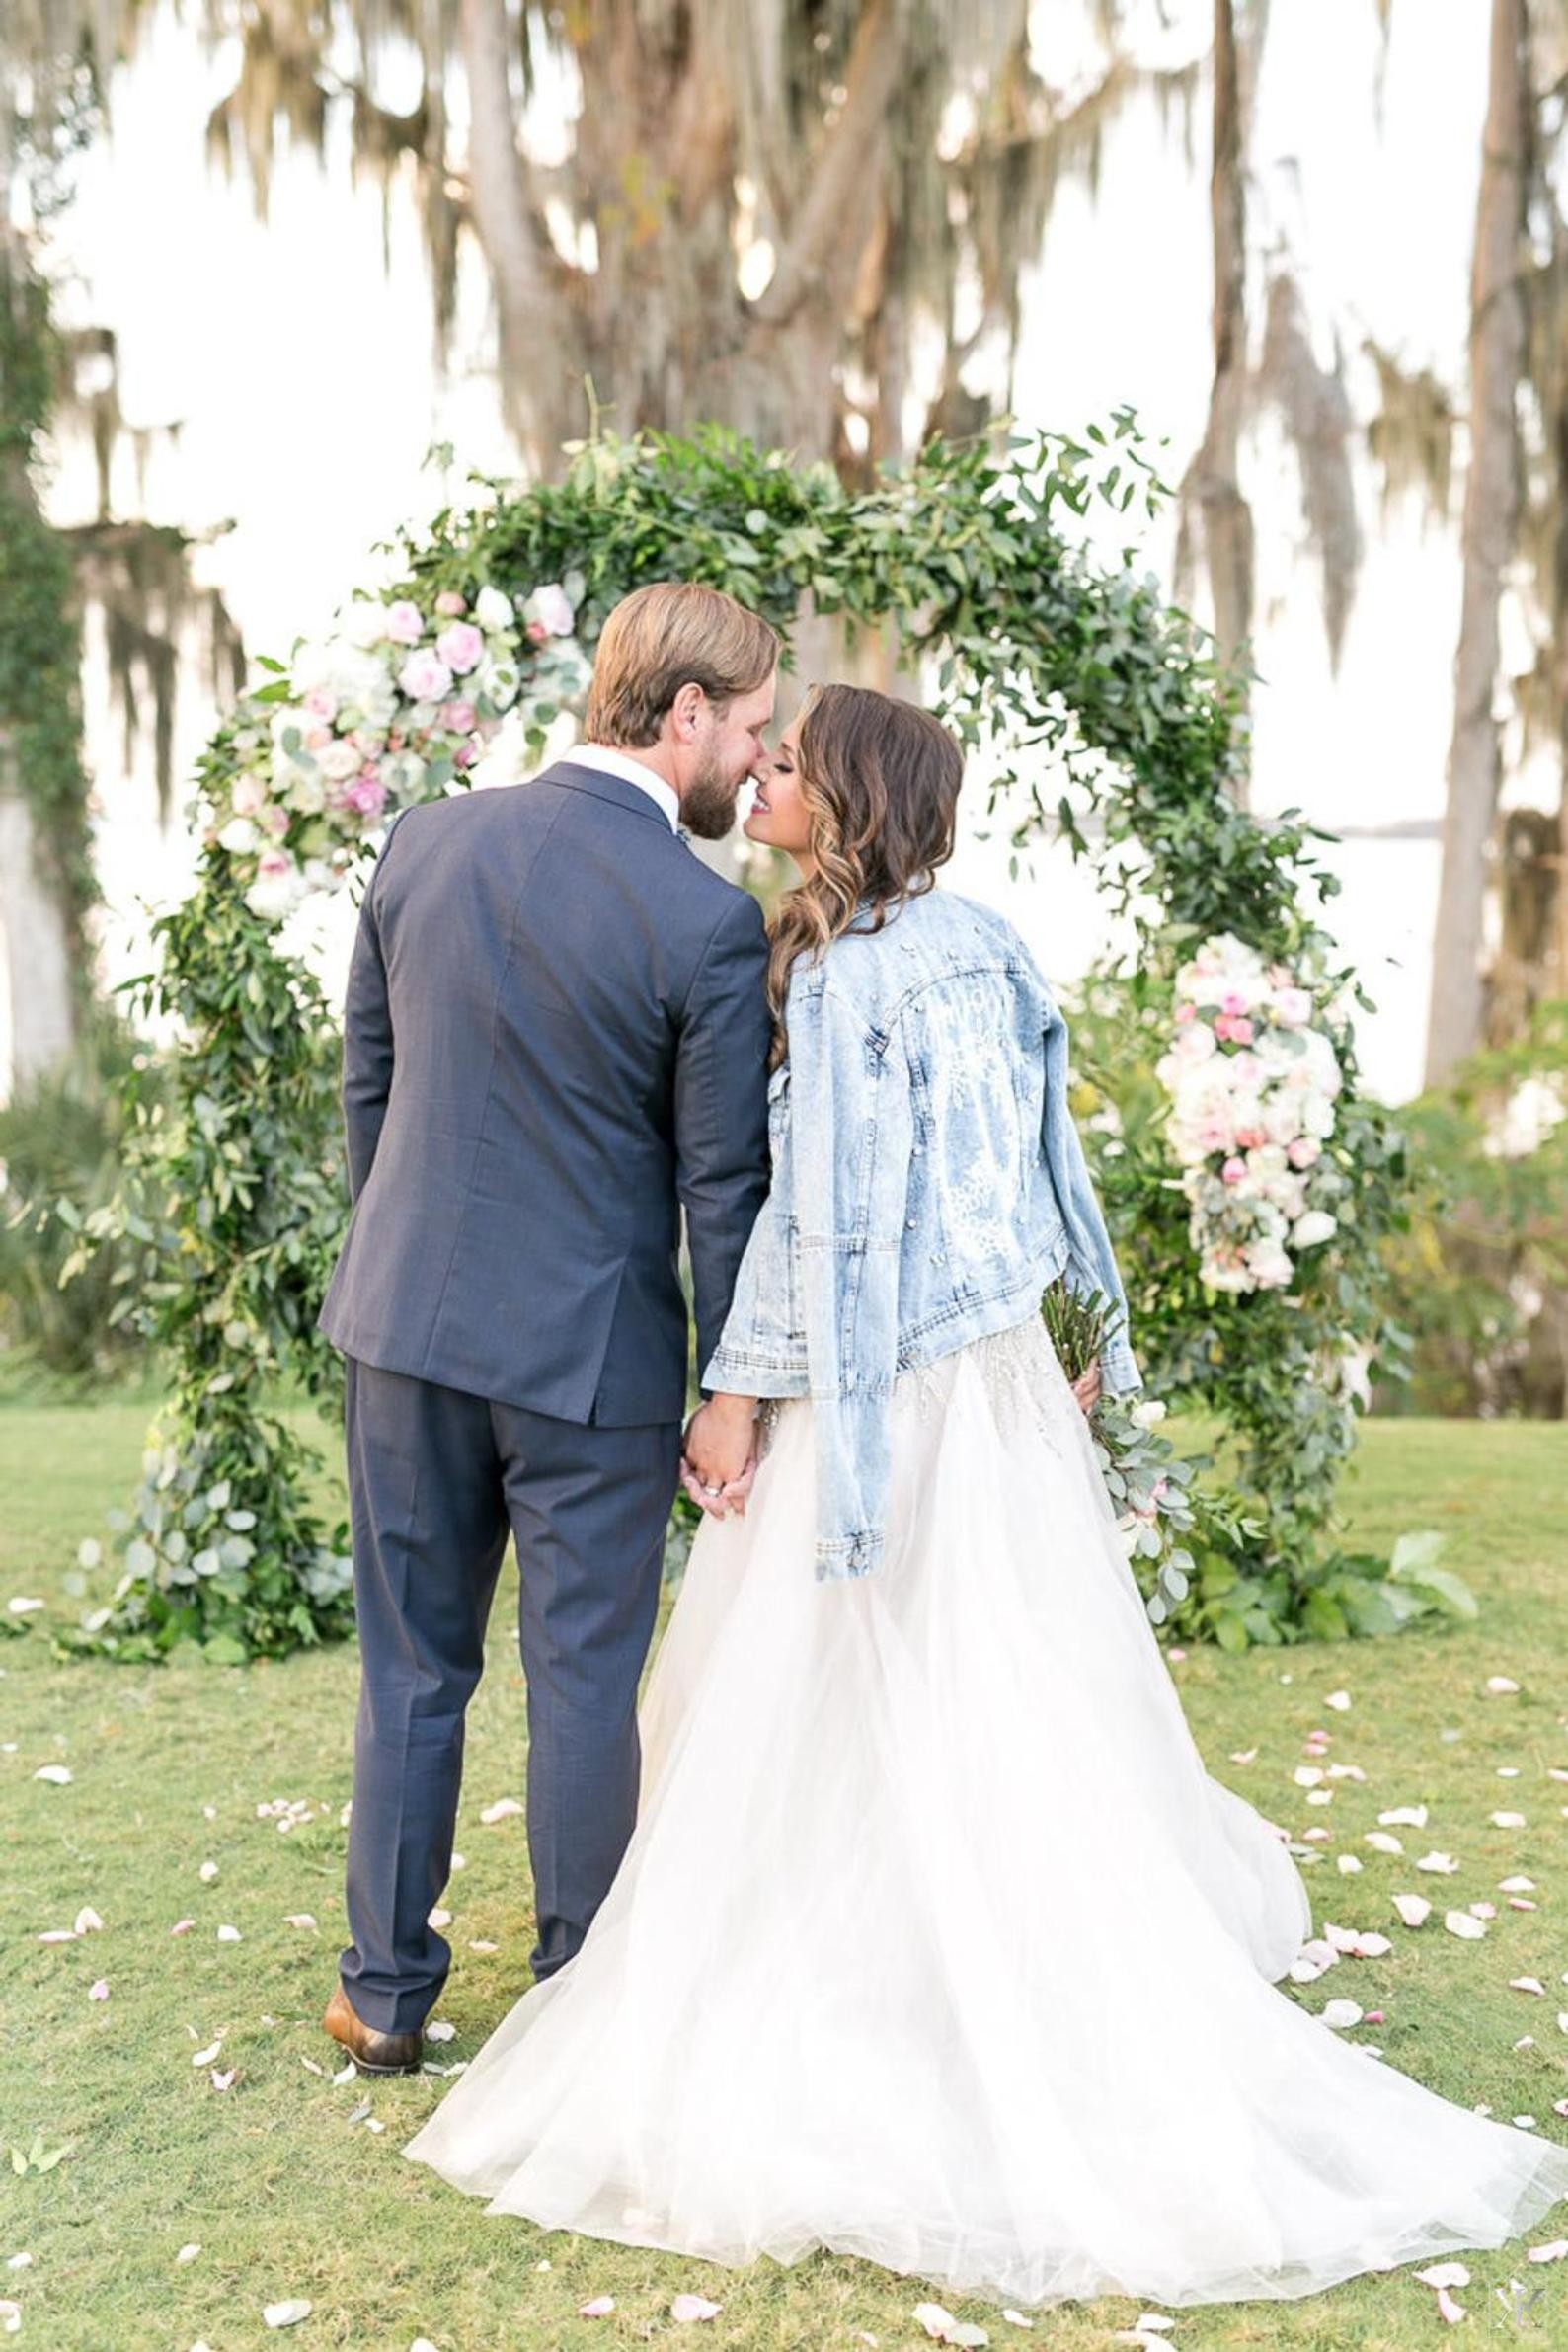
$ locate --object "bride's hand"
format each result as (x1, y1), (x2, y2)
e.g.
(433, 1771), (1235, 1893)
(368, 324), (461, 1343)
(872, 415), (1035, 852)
(682, 1395), (758, 1519)
(1071, 1362), (1102, 1419)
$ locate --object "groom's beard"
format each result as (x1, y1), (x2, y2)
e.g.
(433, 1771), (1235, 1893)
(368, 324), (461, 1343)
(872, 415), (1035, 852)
(680, 754), (745, 841)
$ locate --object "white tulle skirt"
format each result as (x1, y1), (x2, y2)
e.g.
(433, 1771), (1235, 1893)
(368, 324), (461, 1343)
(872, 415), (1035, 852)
(403, 1319), (1568, 2310)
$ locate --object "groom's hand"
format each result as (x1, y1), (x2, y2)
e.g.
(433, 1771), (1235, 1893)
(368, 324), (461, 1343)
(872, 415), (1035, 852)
(682, 1395), (758, 1520)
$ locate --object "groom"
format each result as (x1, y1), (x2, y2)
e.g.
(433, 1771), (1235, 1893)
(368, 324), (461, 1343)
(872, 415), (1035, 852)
(317, 581), (779, 2073)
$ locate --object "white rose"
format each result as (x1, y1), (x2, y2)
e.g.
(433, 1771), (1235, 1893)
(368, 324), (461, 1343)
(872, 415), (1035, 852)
(1246, 1237), (1294, 1288)
(468, 710), (533, 792)
(286, 769), (327, 816)
(1291, 1209), (1339, 1249)
(217, 817), (259, 854)
(525, 582), (576, 636)
(1131, 1398), (1167, 1429)
(318, 740), (362, 783)
(474, 584), (515, 636)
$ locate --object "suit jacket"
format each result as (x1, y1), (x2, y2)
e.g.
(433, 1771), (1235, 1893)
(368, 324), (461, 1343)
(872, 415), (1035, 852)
(317, 759), (773, 1426)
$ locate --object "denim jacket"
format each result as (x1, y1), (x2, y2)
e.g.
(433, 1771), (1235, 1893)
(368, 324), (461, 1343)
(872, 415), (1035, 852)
(702, 888), (1141, 1577)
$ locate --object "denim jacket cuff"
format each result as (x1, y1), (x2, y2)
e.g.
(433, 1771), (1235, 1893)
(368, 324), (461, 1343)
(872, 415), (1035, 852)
(814, 1526), (885, 1580)
(701, 1344), (812, 1400)
(1100, 1332), (1143, 1394)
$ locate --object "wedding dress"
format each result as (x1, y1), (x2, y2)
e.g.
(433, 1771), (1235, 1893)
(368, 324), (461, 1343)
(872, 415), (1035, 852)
(404, 1317), (1568, 2310)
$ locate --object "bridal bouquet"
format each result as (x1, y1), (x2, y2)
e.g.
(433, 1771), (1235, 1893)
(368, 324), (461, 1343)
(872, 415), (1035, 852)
(1154, 933), (1349, 1295)
(1042, 1278), (1198, 1627)
(205, 578), (591, 922)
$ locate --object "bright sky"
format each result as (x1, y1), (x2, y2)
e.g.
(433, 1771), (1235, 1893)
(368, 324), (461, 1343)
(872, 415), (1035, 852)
(27, 0), (1500, 1103)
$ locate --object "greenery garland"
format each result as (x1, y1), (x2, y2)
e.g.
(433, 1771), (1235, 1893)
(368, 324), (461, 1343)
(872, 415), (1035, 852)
(63, 419), (1423, 1663)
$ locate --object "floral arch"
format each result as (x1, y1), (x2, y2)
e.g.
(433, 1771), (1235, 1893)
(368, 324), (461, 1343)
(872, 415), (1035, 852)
(69, 422), (1417, 1665)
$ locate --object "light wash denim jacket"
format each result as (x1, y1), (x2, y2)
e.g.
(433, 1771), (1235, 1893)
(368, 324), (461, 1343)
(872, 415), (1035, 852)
(703, 888), (1141, 1577)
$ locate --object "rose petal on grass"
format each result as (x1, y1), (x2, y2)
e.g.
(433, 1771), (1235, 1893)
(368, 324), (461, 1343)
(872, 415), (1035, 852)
(1134, 2323), (1174, 2337)
(1445, 1911), (1487, 1939)
(192, 2041), (222, 2067)
(1416, 1852), (1459, 1874)
(333, 2060), (357, 2084)
(1365, 1833), (1404, 1855)
(1491, 1811), (1528, 1829)
(411, 2339), (440, 2351)
(171, 1919), (196, 1936)
(210, 2069), (236, 2091)
(1320, 1999), (1364, 2029)
(479, 1798), (523, 1825)
(216, 1925), (242, 1943)
(177, 2245), (201, 2264)
(1381, 1807), (1429, 1829)
(283, 1915), (318, 1931)
(4, 2259), (31, 2274)
(579, 2297), (616, 2317)
(33, 1765), (72, 1785)
(1393, 1894), (1433, 1927)
(1469, 1901), (1497, 1920)
(467, 1940), (499, 1954)
(0, 2303), (19, 2336)
(88, 1979), (109, 2001)
(425, 2021), (456, 2044)
(1324, 1689), (1351, 1710)
(1510, 1978), (1547, 1996)
(72, 1907), (104, 1935)
(1000, 2317), (1033, 2331)
(262, 2300), (313, 2328)
(1499, 1876), (1536, 1893)
(38, 1929), (79, 1945)
(1436, 2286), (1467, 2323)
(1513, 2116), (1537, 2130)
(1228, 1748), (1258, 1764)
(197, 1862), (219, 1883)
(428, 1908), (452, 1930)
(669, 2294), (723, 2321)
(1529, 2241), (1568, 2262)
(1336, 1856), (1363, 1875)
(1508, 1898), (1538, 1912)
(1485, 1676), (1520, 1694)
(1416, 2263), (1471, 2289)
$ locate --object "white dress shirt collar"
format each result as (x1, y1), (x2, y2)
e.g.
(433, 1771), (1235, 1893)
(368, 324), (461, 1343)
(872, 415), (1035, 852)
(567, 743), (681, 832)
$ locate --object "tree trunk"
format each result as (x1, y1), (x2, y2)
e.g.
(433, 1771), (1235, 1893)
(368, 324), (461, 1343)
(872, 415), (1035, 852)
(1184, 0), (1255, 803)
(0, 751), (77, 1096)
(1425, 0), (1529, 1086)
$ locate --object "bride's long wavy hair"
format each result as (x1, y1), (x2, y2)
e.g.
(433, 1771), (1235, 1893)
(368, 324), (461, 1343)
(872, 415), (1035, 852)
(766, 684), (963, 1064)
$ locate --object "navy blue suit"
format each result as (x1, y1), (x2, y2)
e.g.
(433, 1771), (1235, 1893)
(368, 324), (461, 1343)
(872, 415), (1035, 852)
(319, 759), (771, 2026)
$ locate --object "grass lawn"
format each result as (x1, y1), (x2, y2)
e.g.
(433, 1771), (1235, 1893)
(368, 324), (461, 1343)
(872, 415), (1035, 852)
(3, 1402), (1568, 2352)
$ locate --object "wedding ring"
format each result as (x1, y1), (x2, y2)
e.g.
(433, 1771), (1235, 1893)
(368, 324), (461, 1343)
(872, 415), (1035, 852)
(700, 1482), (723, 1497)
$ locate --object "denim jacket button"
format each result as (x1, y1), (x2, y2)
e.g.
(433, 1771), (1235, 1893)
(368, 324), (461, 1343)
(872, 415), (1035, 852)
(905, 1215), (917, 1229)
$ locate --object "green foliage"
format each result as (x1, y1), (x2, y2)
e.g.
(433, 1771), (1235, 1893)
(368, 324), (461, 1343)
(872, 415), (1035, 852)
(1380, 999), (1568, 1416)
(0, 1018), (157, 1389)
(77, 419), (1413, 1660)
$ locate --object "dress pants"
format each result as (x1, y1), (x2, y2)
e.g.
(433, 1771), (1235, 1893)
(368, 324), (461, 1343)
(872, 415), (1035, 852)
(337, 1356), (681, 2033)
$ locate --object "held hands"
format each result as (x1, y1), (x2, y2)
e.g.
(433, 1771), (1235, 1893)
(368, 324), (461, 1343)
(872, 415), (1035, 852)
(680, 1393), (759, 1521)
(1071, 1360), (1102, 1419)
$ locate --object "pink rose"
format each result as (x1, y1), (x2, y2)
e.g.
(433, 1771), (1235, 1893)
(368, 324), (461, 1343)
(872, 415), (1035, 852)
(434, 589), (468, 617)
(386, 600), (425, 645)
(398, 649), (453, 702)
(1221, 1155), (1247, 1184)
(260, 803), (291, 839)
(304, 686), (338, 722)
(231, 775), (267, 817)
(1228, 1016), (1255, 1044)
(345, 772), (388, 819)
(435, 621), (485, 676)
(1287, 1137), (1321, 1169)
(1175, 1002), (1196, 1026)
(257, 848), (292, 880)
(525, 619), (549, 645)
(1235, 1126), (1266, 1150)
(440, 699), (478, 735)
(453, 740), (479, 770)
(1221, 991), (1249, 1016)
(304, 725), (333, 752)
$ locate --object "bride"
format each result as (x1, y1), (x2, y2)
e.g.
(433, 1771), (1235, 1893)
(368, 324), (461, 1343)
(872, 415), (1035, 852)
(404, 684), (1568, 2311)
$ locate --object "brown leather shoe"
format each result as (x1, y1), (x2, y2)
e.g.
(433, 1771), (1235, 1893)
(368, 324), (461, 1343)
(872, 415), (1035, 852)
(323, 1984), (425, 2075)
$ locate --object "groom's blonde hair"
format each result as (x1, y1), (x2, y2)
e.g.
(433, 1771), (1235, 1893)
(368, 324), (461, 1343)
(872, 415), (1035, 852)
(584, 582), (779, 747)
